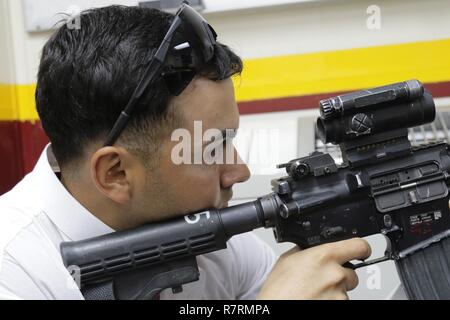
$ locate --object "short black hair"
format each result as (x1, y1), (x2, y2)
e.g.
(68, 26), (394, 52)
(36, 5), (242, 167)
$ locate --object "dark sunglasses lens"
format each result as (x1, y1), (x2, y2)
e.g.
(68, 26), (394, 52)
(164, 71), (196, 96)
(179, 5), (216, 62)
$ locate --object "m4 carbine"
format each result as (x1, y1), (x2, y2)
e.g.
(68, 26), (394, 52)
(61, 79), (450, 300)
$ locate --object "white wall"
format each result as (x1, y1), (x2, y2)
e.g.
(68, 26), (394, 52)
(207, 0), (450, 59)
(8, 0), (450, 83)
(0, 0), (15, 83)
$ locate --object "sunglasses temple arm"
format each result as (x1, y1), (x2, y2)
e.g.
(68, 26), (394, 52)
(103, 57), (162, 146)
(104, 17), (183, 146)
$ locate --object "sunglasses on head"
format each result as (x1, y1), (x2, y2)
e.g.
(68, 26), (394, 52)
(104, 3), (217, 146)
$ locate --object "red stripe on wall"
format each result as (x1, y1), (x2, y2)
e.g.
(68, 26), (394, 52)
(0, 122), (24, 194)
(0, 121), (48, 194)
(17, 121), (49, 173)
(237, 81), (450, 115)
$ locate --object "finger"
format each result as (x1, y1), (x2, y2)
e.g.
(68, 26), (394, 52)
(342, 267), (359, 291)
(336, 291), (350, 300)
(328, 238), (372, 264)
(326, 289), (349, 300)
(338, 292), (350, 300)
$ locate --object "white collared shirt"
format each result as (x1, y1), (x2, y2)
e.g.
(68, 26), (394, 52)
(0, 145), (276, 300)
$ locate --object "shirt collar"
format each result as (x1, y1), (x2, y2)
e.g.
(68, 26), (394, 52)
(34, 144), (114, 241)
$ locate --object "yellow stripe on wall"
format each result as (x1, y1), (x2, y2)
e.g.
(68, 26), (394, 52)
(0, 83), (37, 121)
(0, 84), (17, 120)
(235, 38), (450, 102)
(1, 38), (450, 121)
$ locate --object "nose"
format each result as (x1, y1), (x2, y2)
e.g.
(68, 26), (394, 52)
(221, 150), (251, 189)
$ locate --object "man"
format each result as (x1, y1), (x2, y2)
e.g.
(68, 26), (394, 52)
(0, 5), (370, 299)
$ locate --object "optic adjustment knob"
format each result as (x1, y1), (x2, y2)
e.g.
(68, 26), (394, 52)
(319, 99), (335, 119)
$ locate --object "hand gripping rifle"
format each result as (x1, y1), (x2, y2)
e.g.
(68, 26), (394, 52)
(61, 79), (450, 299)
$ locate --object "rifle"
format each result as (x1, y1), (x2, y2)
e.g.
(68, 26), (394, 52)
(61, 79), (450, 299)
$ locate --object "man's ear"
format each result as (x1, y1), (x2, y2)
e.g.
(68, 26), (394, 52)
(90, 146), (133, 204)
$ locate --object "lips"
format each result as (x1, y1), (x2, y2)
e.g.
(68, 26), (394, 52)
(218, 190), (233, 209)
(219, 196), (232, 209)
(218, 199), (230, 209)
(219, 202), (229, 209)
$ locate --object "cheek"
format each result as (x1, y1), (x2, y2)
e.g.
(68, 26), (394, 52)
(171, 165), (222, 211)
